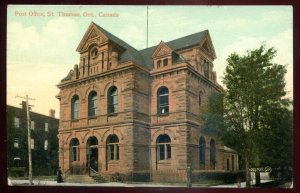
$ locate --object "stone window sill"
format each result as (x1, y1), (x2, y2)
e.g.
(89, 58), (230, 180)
(158, 113), (169, 117)
(88, 116), (97, 120)
(108, 113), (118, 117)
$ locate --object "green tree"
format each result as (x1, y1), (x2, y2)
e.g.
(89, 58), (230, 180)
(222, 45), (287, 187)
(202, 92), (225, 136)
(257, 100), (293, 180)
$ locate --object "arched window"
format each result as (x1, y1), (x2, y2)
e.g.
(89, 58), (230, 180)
(90, 47), (98, 58)
(163, 58), (168, 66)
(210, 139), (216, 170)
(107, 135), (119, 161)
(199, 136), (206, 169)
(87, 136), (98, 171)
(88, 91), (97, 117)
(108, 86), (118, 114)
(157, 134), (171, 160)
(158, 87), (169, 115)
(70, 138), (80, 162)
(71, 95), (79, 119)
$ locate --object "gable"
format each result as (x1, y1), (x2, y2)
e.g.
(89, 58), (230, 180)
(152, 41), (173, 59)
(76, 22), (109, 53)
(199, 32), (216, 60)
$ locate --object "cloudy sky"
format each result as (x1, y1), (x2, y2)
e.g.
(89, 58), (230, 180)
(7, 5), (293, 117)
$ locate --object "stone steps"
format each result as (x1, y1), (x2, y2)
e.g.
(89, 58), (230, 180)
(91, 174), (107, 183)
(65, 175), (97, 184)
(65, 174), (108, 184)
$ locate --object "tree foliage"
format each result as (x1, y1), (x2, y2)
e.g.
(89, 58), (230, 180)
(222, 45), (289, 186)
(202, 92), (225, 136)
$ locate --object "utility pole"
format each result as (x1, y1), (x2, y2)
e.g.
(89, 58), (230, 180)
(16, 95), (35, 185)
(146, 6), (149, 48)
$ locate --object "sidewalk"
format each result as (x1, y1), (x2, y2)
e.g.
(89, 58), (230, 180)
(8, 178), (289, 188)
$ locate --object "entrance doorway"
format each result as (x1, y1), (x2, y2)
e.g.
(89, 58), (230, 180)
(87, 136), (98, 172)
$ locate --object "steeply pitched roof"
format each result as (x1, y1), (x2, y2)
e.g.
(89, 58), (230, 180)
(140, 30), (208, 68)
(93, 23), (146, 68)
(62, 24), (210, 82)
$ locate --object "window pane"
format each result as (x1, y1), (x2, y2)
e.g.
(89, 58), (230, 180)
(89, 93), (97, 117)
(31, 121), (35, 130)
(116, 144), (119, 160)
(167, 144), (171, 159)
(108, 87), (118, 114)
(14, 117), (20, 128)
(31, 139), (34, 149)
(113, 95), (118, 104)
(72, 147), (77, 161)
(110, 145), (114, 160)
(14, 138), (19, 148)
(45, 123), (49, 131)
(158, 135), (171, 143)
(158, 87), (169, 114)
(200, 137), (206, 166)
(44, 140), (48, 150)
(159, 145), (165, 160)
(157, 60), (161, 68)
(113, 104), (118, 113)
(72, 96), (79, 119)
(160, 95), (168, 104)
(163, 59), (168, 66)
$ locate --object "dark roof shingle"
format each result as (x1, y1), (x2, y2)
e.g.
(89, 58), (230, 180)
(94, 23), (146, 68)
(139, 30), (207, 69)
(62, 25), (208, 82)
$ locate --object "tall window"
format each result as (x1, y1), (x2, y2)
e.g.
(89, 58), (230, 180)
(31, 121), (35, 130)
(70, 138), (80, 162)
(199, 136), (206, 168)
(227, 158), (230, 171)
(71, 95), (79, 119)
(158, 87), (169, 114)
(157, 60), (161, 68)
(157, 134), (171, 160)
(44, 140), (48, 150)
(108, 86), (118, 114)
(14, 138), (19, 148)
(14, 117), (20, 128)
(88, 91), (97, 117)
(163, 58), (168, 66)
(231, 155), (235, 171)
(210, 139), (216, 170)
(107, 135), (119, 161)
(45, 123), (49, 132)
(31, 138), (34, 150)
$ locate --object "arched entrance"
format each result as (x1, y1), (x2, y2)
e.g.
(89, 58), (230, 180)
(87, 136), (98, 172)
(69, 138), (80, 174)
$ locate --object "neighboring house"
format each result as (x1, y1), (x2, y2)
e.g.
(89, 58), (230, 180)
(7, 102), (59, 176)
(56, 22), (238, 182)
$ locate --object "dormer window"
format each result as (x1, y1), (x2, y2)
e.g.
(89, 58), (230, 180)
(157, 60), (161, 68)
(90, 47), (98, 59)
(163, 58), (168, 66)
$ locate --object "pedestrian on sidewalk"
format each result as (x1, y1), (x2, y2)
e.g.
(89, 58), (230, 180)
(236, 179), (241, 188)
(57, 167), (63, 183)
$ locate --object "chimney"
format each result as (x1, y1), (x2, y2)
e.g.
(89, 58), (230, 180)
(49, 109), (56, 118)
(22, 101), (27, 110)
(74, 64), (79, 79)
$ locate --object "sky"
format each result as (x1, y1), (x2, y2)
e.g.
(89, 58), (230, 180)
(7, 5), (293, 117)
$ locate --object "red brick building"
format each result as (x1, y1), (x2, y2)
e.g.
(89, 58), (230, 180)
(56, 22), (238, 182)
